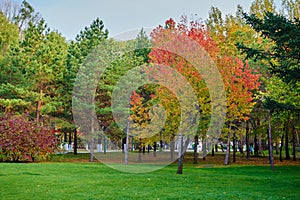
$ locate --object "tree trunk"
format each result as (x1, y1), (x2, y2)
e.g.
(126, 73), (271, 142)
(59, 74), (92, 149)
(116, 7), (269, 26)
(170, 138), (175, 161)
(215, 144), (218, 152)
(153, 142), (157, 157)
(285, 122), (290, 160)
(147, 145), (150, 154)
(177, 135), (184, 174)
(103, 135), (106, 154)
(202, 137), (206, 161)
(275, 137), (279, 155)
(296, 129), (300, 153)
(122, 137), (126, 153)
(280, 135), (284, 162)
(193, 135), (198, 164)
(125, 118), (130, 165)
(267, 111), (274, 171)
(68, 132), (72, 150)
(233, 132), (236, 163)
(224, 132), (231, 165)
(89, 138), (94, 162)
(254, 135), (259, 157)
(142, 144), (146, 155)
(246, 121), (250, 159)
(138, 140), (142, 162)
(74, 128), (77, 155)
(64, 132), (67, 143)
(212, 145), (215, 157)
(291, 121), (296, 161)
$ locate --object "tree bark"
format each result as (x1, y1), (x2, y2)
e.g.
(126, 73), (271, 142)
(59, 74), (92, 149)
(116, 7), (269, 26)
(153, 142), (157, 157)
(177, 135), (184, 174)
(246, 121), (250, 159)
(267, 111), (274, 171)
(138, 140), (142, 162)
(74, 128), (77, 155)
(202, 137), (206, 161)
(291, 121), (296, 161)
(103, 135), (106, 154)
(280, 135), (284, 162)
(89, 138), (94, 162)
(285, 122), (290, 160)
(125, 117), (130, 165)
(170, 138), (175, 161)
(224, 132), (231, 165)
(275, 137), (279, 155)
(142, 144), (146, 155)
(193, 135), (198, 164)
(233, 132), (236, 163)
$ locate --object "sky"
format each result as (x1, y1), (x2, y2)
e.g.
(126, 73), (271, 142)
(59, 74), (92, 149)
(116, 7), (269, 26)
(25, 0), (282, 41)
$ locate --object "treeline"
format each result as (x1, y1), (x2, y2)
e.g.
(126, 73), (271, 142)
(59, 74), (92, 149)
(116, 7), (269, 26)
(0, 0), (299, 169)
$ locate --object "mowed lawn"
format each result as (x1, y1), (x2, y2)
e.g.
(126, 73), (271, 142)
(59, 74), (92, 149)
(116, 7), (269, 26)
(1, 156), (300, 200)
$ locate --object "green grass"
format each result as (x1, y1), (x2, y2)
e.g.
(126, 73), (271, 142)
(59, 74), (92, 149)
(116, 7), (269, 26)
(1, 161), (300, 200)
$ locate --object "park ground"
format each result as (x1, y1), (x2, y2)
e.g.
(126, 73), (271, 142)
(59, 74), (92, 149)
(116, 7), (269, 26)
(1, 153), (300, 200)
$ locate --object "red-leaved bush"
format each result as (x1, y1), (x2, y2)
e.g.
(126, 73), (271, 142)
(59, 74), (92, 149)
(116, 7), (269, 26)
(0, 114), (58, 162)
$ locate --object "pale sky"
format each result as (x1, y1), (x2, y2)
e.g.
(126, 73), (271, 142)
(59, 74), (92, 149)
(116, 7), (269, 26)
(25, 0), (282, 41)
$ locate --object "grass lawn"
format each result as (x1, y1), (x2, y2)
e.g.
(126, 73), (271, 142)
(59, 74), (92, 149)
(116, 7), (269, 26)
(1, 154), (300, 200)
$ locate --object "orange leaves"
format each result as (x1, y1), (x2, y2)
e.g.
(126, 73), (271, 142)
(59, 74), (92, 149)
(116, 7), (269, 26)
(217, 56), (261, 121)
(130, 91), (150, 127)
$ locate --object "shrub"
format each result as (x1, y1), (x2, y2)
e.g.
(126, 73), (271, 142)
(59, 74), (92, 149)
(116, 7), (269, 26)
(0, 114), (58, 162)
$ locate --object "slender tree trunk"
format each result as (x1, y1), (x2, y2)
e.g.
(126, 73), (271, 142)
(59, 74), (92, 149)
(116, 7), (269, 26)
(233, 132), (236, 163)
(64, 132), (67, 143)
(296, 129), (300, 153)
(224, 132), (231, 165)
(138, 140), (142, 162)
(170, 138), (175, 161)
(74, 128), (77, 155)
(104, 135), (106, 154)
(122, 137), (126, 153)
(147, 145), (150, 154)
(275, 137), (279, 155)
(215, 144), (218, 152)
(268, 111), (274, 171)
(280, 135), (284, 162)
(291, 121), (296, 161)
(246, 121), (250, 159)
(285, 122), (290, 160)
(212, 145), (215, 157)
(68, 132), (72, 149)
(125, 117), (130, 165)
(177, 135), (184, 174)
(142, 144), (146, 155)
(177, 136), (190, 174)
(193, 135), (198, 164)
(89, 115), (95, 162)
(153, 142), (157, 157)
(89, 138), (94, 162)
(202, 137), (206, 161)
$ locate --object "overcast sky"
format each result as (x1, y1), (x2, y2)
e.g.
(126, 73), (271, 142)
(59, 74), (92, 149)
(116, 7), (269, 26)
(26, 0), (282, 41)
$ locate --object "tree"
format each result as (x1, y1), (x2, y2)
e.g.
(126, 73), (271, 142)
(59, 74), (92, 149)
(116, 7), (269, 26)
(66, 17), (108, 161)
(238, 7), (300, 164)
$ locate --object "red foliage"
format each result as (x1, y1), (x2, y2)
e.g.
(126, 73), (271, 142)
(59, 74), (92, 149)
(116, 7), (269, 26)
(0, 114), (58, 162)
